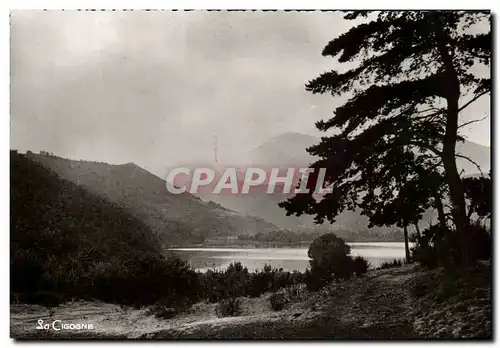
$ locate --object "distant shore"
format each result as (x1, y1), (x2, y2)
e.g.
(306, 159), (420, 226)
(167, 240), (405, 249)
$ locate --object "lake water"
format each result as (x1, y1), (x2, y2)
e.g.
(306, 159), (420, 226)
(170, 242), (407, 272)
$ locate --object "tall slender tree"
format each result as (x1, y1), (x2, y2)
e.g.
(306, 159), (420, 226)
(279, 11), (490, 266)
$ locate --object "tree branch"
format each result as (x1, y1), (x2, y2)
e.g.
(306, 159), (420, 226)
(458, 114), (488, 129)
(455, 154), (484, 176)
(458, 90), (490, 113)
(408, 141), (442, 156)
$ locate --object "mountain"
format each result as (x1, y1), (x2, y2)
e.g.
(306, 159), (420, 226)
(195, 132), (490, 235)
(247, 132), (319, 167)
(455, 140), (491, 175)
(249, 132), (490, 174)
(25, 152), (282, 245)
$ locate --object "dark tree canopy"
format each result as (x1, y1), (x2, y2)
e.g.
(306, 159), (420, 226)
(279, 11), (490, 265)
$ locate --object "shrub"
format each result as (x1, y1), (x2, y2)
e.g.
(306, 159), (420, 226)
(209, 264), (306, 300)
(411, 222), (491, 270)
(350, 256), (370, 276)
(247, 264), (275, 297)
(87, 253), (200, 307)
(146, 303), (178, 319)
(284, 284), (307, 302)
(378, 259), (404, 270)
(308, 233), (351, 275)
(23, 291), (64, 307)
(197, 263), (308, 304)
(411, 224), (448, 269)
(216, 297), (243, 317)
(305, 234), (353, 291)
(201, 262), (250, 302)
(468, 221), (491, 261)
(269, 292), (289, 311)
(412, 244), (439, 269)
(304, 266), (331, 291)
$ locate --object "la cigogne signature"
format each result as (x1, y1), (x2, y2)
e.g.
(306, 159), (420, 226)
(36, 319), (95, 331)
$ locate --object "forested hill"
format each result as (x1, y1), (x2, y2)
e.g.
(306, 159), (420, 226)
(25, 152), (282, 245)
(11, 151), (162, 252)
(10, 151), (165, 299)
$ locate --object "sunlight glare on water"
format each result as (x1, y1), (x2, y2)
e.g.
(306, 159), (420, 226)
(170, 242), (407, 272)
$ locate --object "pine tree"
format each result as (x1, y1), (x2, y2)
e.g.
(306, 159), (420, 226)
(279, 11), (490, 266)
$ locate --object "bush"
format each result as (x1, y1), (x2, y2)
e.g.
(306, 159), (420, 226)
(378, 259), (404, 270)
(350, 256), (370, 276)
(247, 264), (275, 297)
(200, 262), (250, 302)
(304, 266), (332, 291)
(269, 292), (289, 311)
(308, 233), (351, 278)
(87, 253), (200, 307)
(305, 234), (354, 291)
(216, 297), (243, 317)
(284, 284), (307, 302)
(411, 222), (491, 270)
(413, 244), (439, 269)
(468, 221), (492, 261)
(201, 263), (306, 302)
(22, 291), (64, 307)
(411, 224), (450, 269)
(146, 303), (179, 319)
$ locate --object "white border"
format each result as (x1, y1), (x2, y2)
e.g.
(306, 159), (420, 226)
(3, 0), (497, 10)
(2, 2), (497, 348)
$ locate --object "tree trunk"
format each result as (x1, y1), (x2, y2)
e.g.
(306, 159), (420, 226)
(434, 195), (447, 228)
(442, 138), (471, 265)
(434, 19), (472, 266)
(414, 223), (421, 239)
(403, 225), (410, 263)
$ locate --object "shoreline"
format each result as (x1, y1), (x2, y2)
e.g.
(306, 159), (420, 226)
(168, 241), (406, 249)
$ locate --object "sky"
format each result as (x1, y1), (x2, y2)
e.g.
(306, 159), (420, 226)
(10, 10), (491, 177)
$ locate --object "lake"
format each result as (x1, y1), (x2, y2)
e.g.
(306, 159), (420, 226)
(170, 242), (407, 272)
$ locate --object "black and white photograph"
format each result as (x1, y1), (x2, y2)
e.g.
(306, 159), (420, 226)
(9, 8), (492, 340)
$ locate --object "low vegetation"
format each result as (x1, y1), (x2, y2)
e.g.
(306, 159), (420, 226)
(304, 234), (370, 291)
(216, 298), (243, 318)
(410, 222), (491, 270)
(269, 292), (289, 311)
(377, 259), (404, 270)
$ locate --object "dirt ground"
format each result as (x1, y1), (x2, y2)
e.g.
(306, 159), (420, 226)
(10, 263), (492, 340)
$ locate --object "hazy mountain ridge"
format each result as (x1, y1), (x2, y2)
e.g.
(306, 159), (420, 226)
(247, 132), (320, 166)
(249, 132), (490, 174)
(195, 132), (490, 236)
(25, 152), (282, 245)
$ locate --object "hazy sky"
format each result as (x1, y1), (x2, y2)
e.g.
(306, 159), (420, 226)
(10, 10), (491, 176)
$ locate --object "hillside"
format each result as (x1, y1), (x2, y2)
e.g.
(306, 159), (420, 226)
(25, 152), (282, 245)
(10, 151), (163, 300)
